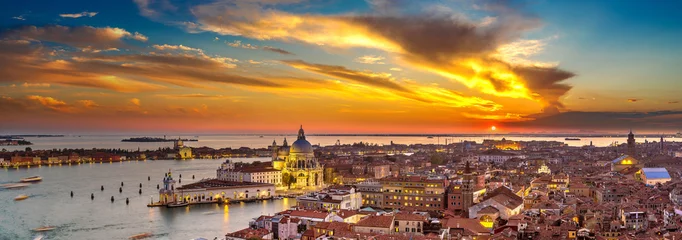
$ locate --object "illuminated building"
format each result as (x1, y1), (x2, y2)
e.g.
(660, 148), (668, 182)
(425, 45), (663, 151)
(537, 164), (551, 174)
(271, 126), (324, 189)
(157, 168), (275, 205)
(468, 187), (523, 222)
(640, 168), (671, 186)
(610, 155), (639, 172)
(379, 176), (446, 211)
(217, 160), (282, 184)
(296, 186), (362, 210)
(174, 139), (193, 159)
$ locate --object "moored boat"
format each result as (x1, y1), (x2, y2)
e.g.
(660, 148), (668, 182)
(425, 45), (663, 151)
(166, 202), (189, 208)
(14, 194), (29, 201)
(21, 176), (42, 183)
(565, 138), (581, 141)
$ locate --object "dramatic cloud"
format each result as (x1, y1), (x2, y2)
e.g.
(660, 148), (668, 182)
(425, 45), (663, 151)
(390, 68), (402, 71)
(2, 25), (148, 49)
(59, 11), (98, 18)
(262, 46), (294, 55)
(355, 55), (385, 64)
(191, 2), (575, 115)
(627, 98), (641, 103)
(281, 60), (501, 111)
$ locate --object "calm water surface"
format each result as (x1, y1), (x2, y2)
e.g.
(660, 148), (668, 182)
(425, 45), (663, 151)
(0, 158), (295, 240)
(3, 135), (679, 152)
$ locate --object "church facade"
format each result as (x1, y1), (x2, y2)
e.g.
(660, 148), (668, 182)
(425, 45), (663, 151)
(271, 126), (324, 190)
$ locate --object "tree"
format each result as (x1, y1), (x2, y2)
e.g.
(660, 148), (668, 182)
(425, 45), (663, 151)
(25, 147), (32, 152)
(430, 154), (444, 165)
(282, 172), (296, 189)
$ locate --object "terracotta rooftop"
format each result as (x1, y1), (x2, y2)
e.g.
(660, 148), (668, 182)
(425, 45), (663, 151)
(226, 227), (269, 239)
(355, 215), (395, 228)
(394, 213), (428, 222)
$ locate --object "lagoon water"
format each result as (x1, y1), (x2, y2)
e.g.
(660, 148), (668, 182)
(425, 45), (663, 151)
(0, 158), (295, 240)
(2, 134), (678, 152)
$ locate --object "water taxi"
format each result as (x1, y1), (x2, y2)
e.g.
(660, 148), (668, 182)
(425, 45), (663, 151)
(1, 183), (30, 189)
(128, 233), (153, 239)
(32, 226), (56, 232)
(14, 194), (29, 201)
(21, 176), (42, 183)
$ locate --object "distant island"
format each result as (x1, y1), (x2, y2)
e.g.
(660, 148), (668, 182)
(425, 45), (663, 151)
(0, 139), (33, 146)
(121, 137), (198, 142)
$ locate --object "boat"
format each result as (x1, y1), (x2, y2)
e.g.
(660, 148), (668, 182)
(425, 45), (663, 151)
(33, 235), (44, 240)
(14, 194), (29, 201)
(565, 138), (581, 141)
(128, 233), (153, 239)
(32, 226), (56, 232)
(427, 136), (434, 139)
(21, 176), (42, 183)
(259, 135), (264, 138)
(1, 183), (30, 189)
(166, 202), (190, 208)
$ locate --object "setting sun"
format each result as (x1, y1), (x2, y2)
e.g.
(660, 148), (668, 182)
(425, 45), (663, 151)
(491, 126), (497, 131)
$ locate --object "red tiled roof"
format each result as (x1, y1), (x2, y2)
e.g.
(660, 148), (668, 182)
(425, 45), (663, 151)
(226, 227), (269, 239)
(394, 213), (427, 222)
(356, 215), (395, 228)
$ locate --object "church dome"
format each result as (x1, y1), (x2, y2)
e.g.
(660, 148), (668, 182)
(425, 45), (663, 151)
(290, 139), (313, 153)
(290, 125), (313, 153)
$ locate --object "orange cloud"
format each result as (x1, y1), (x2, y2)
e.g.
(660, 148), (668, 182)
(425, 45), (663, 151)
(77, 100), (100, 108)
(26, 95), (75, 113)
(3, 25), (148, 48)
(130, 98), (141, 106)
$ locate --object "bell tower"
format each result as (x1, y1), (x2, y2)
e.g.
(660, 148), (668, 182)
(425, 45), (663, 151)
(627, 130), (636, 156)
(462, 161), (474, 216)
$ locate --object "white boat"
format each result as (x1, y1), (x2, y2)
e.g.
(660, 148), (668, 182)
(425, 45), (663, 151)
(21, 176), (42, 183)
(14, 194), (29, 201)
(33, 234), (44, 240)
(167, 202), (189, 208)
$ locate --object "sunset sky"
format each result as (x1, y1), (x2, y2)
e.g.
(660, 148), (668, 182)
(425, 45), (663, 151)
(1, 0), (681, 134)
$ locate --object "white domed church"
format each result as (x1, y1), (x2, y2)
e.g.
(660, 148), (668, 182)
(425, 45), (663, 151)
(271, 126), (324, 190)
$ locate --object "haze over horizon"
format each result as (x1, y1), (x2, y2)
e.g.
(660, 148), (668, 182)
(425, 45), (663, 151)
(1, 0), (681, 134)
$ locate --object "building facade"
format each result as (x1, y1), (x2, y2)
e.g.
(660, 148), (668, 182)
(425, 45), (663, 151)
(271, 126), (324, 190)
